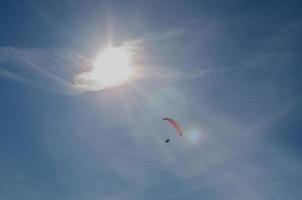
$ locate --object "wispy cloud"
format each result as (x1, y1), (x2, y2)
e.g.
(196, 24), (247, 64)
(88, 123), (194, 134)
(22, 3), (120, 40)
(121, 28), (186, 48)
(0, 29), (235, 95)
(0, 67), (24, 82)
(0, 47), (91, 94)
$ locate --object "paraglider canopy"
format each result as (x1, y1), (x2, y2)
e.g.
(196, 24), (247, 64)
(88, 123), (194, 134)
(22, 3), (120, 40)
(162, 117), (183, 136)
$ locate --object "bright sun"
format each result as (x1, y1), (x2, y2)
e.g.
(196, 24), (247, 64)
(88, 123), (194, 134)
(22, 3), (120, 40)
(90, 47), (134, 88)
(73, 46), (135, 91)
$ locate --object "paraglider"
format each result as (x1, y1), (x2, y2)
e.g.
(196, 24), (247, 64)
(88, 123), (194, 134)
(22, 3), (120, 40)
(162, 117), (183, 136)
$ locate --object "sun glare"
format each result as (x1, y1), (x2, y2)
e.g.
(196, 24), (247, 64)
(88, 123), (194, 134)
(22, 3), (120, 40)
(90, 47), (134, 88)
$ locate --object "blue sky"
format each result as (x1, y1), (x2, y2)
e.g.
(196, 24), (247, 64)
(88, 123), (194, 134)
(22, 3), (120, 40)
(1, 0), (302, 199)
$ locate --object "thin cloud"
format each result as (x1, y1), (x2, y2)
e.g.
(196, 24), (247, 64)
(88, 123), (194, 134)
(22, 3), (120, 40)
(0, 67), (24, 82)
(136, 67), (239, 82)
(122, 28), (186, 48)
(0, 29), (236, 94)
(0, 47), (90, 94)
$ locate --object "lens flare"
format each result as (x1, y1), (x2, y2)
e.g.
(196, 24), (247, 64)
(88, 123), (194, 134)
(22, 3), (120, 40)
(186, 128), (202, 144)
